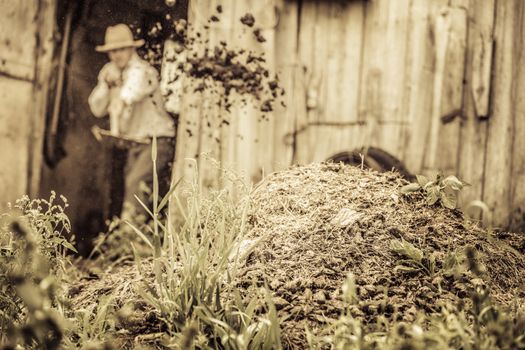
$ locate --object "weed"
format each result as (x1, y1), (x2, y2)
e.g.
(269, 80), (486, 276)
(400, 173), (468, 209)
(125, 139), (282, 348)
(390, 239), (437, 277)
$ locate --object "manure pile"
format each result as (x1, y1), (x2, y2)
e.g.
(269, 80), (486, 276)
(238, 163), (525, 348)
(69, 163), (525, 349)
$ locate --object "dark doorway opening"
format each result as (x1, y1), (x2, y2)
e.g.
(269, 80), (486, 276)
(40, 0), (188, 256)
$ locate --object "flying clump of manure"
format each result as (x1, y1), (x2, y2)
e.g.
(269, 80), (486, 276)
(185, 43), (282, 112)
(240, 13), (256, 27)
(238, 162), (525, 348)
(168, 13), (283, 113)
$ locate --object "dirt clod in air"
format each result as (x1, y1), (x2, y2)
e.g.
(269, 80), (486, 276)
(240, 13), (256, 27)
(253, 28), (266, 43)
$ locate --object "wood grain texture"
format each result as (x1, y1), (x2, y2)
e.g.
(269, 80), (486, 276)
(294, 0), (365, 164)
(28, 0), (57, 197)
(482, 0), (518, 228)
(0, 0), (38, 81)
(434, 6), (468, 175)
(359, 0), (411, 160)
(457, 0), (495, 212)
(508, 1), (525, 230)
(272, 0), (298, 170)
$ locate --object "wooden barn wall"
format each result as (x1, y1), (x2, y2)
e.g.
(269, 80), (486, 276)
(171, 0), (525, 229)
(172, 0), (280, 193)
(0, 0), (55, 208)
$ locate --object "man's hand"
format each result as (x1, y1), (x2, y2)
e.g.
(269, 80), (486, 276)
(99, 64), (122, 88)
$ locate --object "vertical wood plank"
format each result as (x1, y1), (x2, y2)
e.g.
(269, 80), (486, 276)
(293, 0), (317, 164)
(457, 0), (495, 210)
(509, 2), (525, 230)
(402, 0), (440, 173)
(359, 0), (411, 159)
(294, 0), (365, 164)
(171, 0), (208, 192)
(198, 0), (227, 192)
(272, 0), (298, 170)
(434, 6), (468, 175)
(29, 0), (57, 197)
(482, 0), (518, 228)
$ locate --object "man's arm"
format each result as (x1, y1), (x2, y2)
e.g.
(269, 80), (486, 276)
(119, 64), (159, 106)
(88, 80), (110, 118)
(88, 63), (122, 118)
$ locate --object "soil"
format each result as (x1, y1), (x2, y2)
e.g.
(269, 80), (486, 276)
(68, 163), (525, 349)
(237, 163), (525, 348)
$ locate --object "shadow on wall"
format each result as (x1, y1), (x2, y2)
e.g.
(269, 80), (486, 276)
(39, 0), (187, 256)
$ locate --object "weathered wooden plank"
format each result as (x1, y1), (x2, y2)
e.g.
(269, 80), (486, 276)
(509, 2), (525, 230)
(434, 6), (468, 175)
(0, 77), (33, 206)
(457, 0), (495, 210)
(422, 6), (451, 173)
(0, 0), (38, 81)
(482, 0), (518, 228)
(339, 1), (365, 124)
(313, 0), (365, 162)
(402, 0), (439, 174)
(299, 0), (333, 164)
(359, 0), (411, 160)
(28, 0), (57, 198)
(252, 0), (277, 182)
(293, 0), (317, 164)
(294, 0), (365, 164)
(198, 0), (227, 192)
(171, 3), (206, 191)
(272, 0), (298, 170)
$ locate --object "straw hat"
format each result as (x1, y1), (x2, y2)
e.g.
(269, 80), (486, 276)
(96, 24), (145, 52)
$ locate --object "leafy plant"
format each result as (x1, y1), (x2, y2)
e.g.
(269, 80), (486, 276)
(0, 216), (70, 349)
(390, 239), (437, 277)
(400, 173), (468, 209)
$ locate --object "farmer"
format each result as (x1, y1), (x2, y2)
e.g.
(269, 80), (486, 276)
(88, 24), (176, 220)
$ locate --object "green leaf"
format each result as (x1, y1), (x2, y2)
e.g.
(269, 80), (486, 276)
(157, 177), (183, 213)
(443, 175), (464, 191)
(426, 186), (440, 205)
(416, 174), (430, 187)
(123, 220), (154, 250)
(440, 192), (457, 209)
(400, 183), (421, 194)
(61, 240), (78, 253)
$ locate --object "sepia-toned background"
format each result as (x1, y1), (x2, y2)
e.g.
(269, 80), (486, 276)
(1, 0), (524, 251)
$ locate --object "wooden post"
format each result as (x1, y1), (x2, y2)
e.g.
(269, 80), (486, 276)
(29, 0), (58, 198)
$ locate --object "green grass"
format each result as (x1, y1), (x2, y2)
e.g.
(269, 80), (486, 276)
(1, 149), (524, 349)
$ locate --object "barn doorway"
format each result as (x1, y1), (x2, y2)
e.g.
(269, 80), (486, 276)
(39, 0), (187, 256)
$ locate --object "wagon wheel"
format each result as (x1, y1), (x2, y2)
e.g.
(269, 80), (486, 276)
(327, 147), (415, 181)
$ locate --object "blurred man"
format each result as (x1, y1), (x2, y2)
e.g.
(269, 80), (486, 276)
(88, 24), (175, 220)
